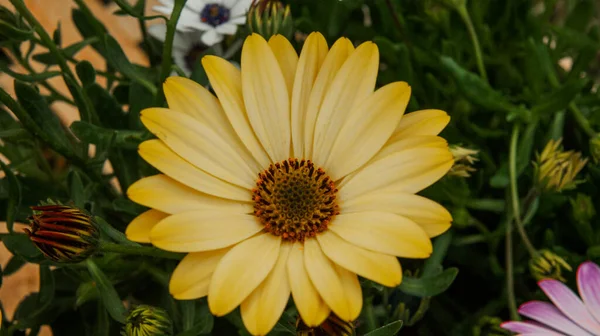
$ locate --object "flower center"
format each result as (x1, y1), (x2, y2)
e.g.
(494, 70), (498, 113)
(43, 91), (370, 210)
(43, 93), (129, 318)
(253, 159), (339, 242)
(184, 44), (208, 72)
(200, 4), (231, 27)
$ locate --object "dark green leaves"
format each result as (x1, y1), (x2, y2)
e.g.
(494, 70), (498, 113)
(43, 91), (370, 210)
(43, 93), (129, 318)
(86, 259), (127, 323)
(0, 160), (21, 233)
(364, 321), (403, 336)
(399, 268), (459, 297)
(71, 121), (152, 149)
(103, 34), (156, 94)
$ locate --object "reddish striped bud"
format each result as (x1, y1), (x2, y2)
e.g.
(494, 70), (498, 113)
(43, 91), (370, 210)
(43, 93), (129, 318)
(24, 204), (99, 263)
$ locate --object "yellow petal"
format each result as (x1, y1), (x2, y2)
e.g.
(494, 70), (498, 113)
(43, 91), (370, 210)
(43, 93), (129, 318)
(141, 108), (256, 189)
(268, 35), (299, 95)
(342, 192), (452, 237)
(311, 41), (379, 166)
(317, 231), (402, 287)
(208, 233), (281, 316)
(339, 147), (454, 199)
(304, 239), (362, 321)
(127, 175), (252, 214)
(325, 82), (411, 180)
(304, 37), (354, 158)
(125, 209), (168, 243)
(169, 247), (231, 300)
(202, 55), (271, 167)
(150, 211), (262, 252)
(287, 242), (330, 327)
(241, 243), (292, 336)
(328, 212), (432, 258)
(336, 264), (362, 320)
(376, 135), (448, 161)
(391, 109), (450, 140)
(139, 140), (250, 201)
(163, 77), (261, 172)
(291, 32), (328, 157)
(242, 34), (291, 162)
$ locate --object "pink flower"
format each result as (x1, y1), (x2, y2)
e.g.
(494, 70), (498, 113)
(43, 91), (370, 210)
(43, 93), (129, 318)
(502, 261), (600, 336)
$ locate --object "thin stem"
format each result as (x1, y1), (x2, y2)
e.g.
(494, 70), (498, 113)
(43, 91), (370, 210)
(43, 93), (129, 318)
(569, 103), (596, 137)
(456, 5), (488, 82)
(508, 124), (538, 258)
(505, 215), (519, 321)
(154, 0), (187, 105)
(98, 241), (184, 260)
(364, 298), (377, 331)
(384, 0), (411, 46)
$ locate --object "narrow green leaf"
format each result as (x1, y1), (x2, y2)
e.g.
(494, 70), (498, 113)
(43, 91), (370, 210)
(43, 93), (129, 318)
(0, 128), (29, 139)
(2, 234), (44, 262)
(103, 34), (156, 94)
(75, 281), (99, 307)
(32, 37), (99, 65)
(3, 255), (26, 276)
(0, 160), (21, 233)
(180, 300), (195, 330)
(71, 6), (107, 56)
(94, 216), (140, 247)
(422, 231), (453, 277)
(0, 19), (33, 41)
(96, 300), (110, 336)
(531, 79), (589, 116)
(398, 267), (459, 297)
(0, 62), (61, 82)
(85, 83), (126, 128)
(76, 60), (96, 87)
(128, 81), (154, 129)
(68, 170), (85, 208)
(86, 259), (127, 323)
(52, 22), (61, 46)
(364, 320), (403, 336)
(71, 121), (152, 149)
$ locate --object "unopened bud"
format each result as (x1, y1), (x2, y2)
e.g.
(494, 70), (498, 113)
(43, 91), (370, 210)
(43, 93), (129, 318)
(296, 313), (354, 336)
(122, 305), (173, 336)
(25, 204), (98, 263)
(529, 250), (572, 282)
(533, 138), (587, 193)
(448, 145), (479, 177)
(248, 0), (293, 40)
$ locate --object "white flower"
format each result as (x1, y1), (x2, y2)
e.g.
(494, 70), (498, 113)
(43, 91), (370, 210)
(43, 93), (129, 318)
(154, 0), (252, 46)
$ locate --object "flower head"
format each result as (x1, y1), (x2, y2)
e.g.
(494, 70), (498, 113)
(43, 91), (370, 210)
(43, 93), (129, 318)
(247, 0), (293, 40)
(154, 0), (252, 45)
(148, 24), (209, 76)
(502, 261), (600, 335)
(534, 138), (587, 192)
(24, 204), (99, 263)
(529, 250), (572, 282)
(126, 32), (453, 335)
(122, 305), (173, 336)
(448, 145), (478, 177)
(296, 313), (354, 336)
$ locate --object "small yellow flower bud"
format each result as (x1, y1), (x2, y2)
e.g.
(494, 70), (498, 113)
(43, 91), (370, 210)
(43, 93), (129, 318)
(247, 0), (293, 40)
(122, 305), (173, 336)
(296, 313), (354, 336)
(24, 204), (99, 263)
(529, 250), (572, 282)
(448, 145), (479, 177)
(533, 138), (587, 192)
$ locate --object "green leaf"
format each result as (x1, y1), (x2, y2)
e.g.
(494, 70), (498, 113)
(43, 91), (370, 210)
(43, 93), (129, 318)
(3, 255), (26, 276)
(175, 301), (214, 336)
(32, 37), (98, 65)
(0, 18), (33, 41)
(422, 231), (453, 277)
(96, 301), (110, 336)
(112, 0), (165, 20)
(86, 259), (127, 323)
(13, 266), (55, 329)
(76, 60), (96, 87)
(2, 234), (45, 262)
(71, 6), (108, 56)
(94, 216), (139, 247)
(71, 121), (152, 149)
(13, 81), (74, 155)
(85, 83), (125, 128)
(398, 267), (459, 297)
(103, 34), (156, 94)
(0, 62), (61, 82)
(128, 81), (154, 129)
(52, 22), (61, 46)
(440, 56), (531, 122)
(364, 320), (404, 336)
(0, 160), (21, 233)
(68, 170), (85, 208)
(75, 281), (99, 307)
(180, 300), (195, 330)
(531, 79), (589, 117)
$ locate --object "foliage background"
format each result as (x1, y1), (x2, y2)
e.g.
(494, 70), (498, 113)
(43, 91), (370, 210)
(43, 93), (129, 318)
(0, 0), (599, 335)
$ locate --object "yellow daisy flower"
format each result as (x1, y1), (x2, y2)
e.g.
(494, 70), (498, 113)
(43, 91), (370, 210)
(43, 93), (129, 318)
(125, 32), (454, 336)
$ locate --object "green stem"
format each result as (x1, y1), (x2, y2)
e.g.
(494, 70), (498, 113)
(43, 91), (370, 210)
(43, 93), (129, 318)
(456, 5), (488, 82)
(154, 0), (187, 105)
(98, 241), (184, 260)
(505, 215), (519, 321)
(508, 125), (538, 258)
(364, 298), (377, 331)
(569, 103), (596, 138)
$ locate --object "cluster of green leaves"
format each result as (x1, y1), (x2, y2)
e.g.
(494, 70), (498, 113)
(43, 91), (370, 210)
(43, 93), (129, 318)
(0, 0), (598, 335)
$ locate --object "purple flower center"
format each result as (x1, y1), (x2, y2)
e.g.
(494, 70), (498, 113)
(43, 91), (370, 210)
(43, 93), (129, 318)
(200, 3), (230, 27)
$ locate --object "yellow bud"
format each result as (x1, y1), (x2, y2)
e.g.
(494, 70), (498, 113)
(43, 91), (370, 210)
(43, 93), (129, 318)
(247, 0), (293, 40)
(448, 145), (479, 177)
(529, 250), (572, 282)
(533, 138), (587, 193)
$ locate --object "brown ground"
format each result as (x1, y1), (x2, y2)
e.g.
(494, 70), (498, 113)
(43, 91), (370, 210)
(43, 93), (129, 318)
(0, 0), (161, 334)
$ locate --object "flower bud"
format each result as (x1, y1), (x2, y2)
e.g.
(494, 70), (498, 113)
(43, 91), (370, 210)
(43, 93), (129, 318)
(529, 249), (572, 282)
(296, 313), (354, 336)
(24, 204), (99, 263)
(448, 145), (479, 177)
(589, 134), (600, 164)
(533, 138), (587, 193)
(122, 305), (173, 336)
(247, 0), (293, 40)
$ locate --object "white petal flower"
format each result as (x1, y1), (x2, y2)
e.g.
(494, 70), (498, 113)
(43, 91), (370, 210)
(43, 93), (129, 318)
(148, 24), (207, 76)
(153, 0), (252, 46)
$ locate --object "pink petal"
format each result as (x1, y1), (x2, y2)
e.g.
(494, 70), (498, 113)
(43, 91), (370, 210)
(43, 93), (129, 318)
(500, 321), (563, 335)
(577, 261), (600, 324)
(518, 301), (593, 336)
(539, 279), (600, 334)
